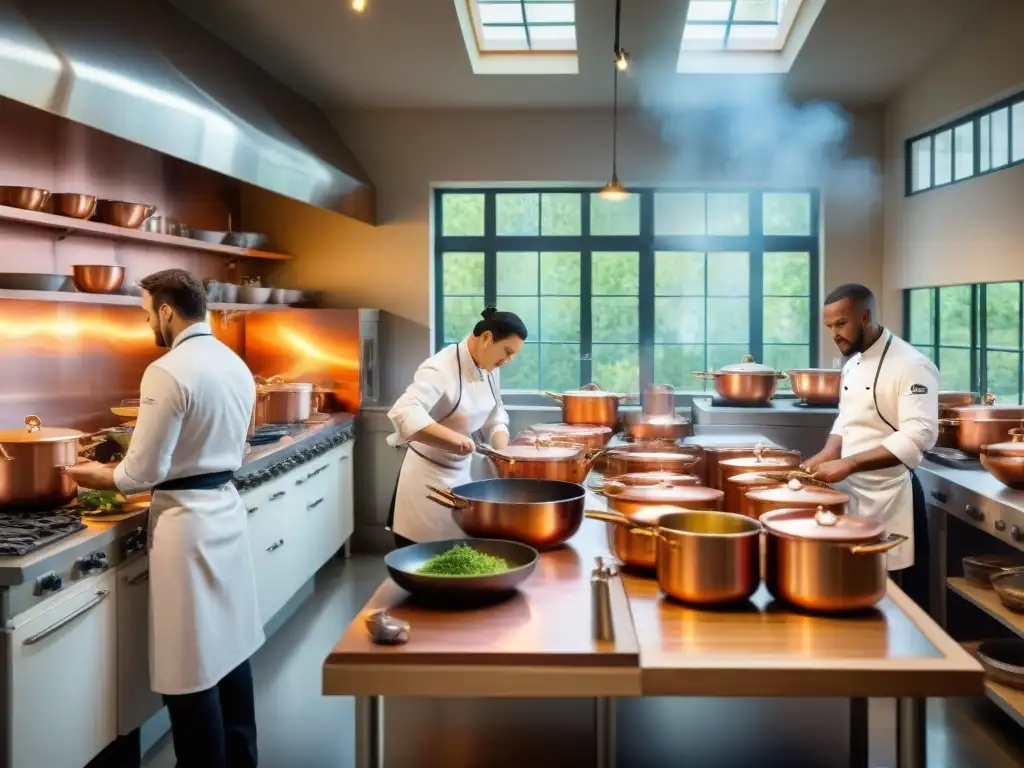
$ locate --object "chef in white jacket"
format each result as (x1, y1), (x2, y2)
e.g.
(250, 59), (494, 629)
(386, 307), (528, 546)
(803, 283), (939, 611)
(64, 268), (264, 768)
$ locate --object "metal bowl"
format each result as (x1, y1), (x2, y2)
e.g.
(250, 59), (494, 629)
(102, 426), (134, 451)
(787, 369), (841, 406)
(50, 193), (97, 219)
(0, 186), (50, 211)
(190, 229), (228, 244)
(991, 568), (1024, 612)
(976, 638), (1024, 690)
(0, 273), (70, 291)
(71, 265), (125, 294)
(237, 285), (273, 305)
(384, 538), (538, 598)
(963, 555), (1024, 588)
(95, 200), (156, 229)
(223, 231), (268, 249)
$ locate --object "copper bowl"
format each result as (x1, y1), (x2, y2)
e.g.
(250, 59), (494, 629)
(95, 200), (156, 229)
(0, 186), (50, 211)
(50, 193), (98, 220)
(979, 428), (1024, 489)
(71, 265), (125, 294)
(787, 369), (841, 406)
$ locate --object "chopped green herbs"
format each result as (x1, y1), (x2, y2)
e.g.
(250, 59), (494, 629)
(417, 545), (510, 576)
(77, 490), (124, 514)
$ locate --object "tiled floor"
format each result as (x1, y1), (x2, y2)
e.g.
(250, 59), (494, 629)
(144, 555), (1024, 768)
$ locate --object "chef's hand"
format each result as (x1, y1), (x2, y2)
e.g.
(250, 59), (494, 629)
(61, 461), (119, 491)
(450, 435), (476, 456)
(810, 458), (856, 484)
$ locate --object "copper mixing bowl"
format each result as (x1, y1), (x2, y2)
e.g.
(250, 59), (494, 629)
(50, 193), (98, 220)
(0, 186), (50, 211)
(71, 265), (125, 294)
(95, 200), (156, 229)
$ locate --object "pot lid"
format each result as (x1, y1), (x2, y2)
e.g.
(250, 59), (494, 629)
(981, 429), (1024, 458)
(745, 478), (849, 506)
(949, 403), (1024, 419)
(562, 389), (622, 397)
(628, 413), (690, 425)
(529, 423), (611, 436)
(609, 448), (699, 463)
(719, 455), (798, 470)
(491, 444), (582, 461)
(787, 368), (841, 374)
(719, 355), (774, 374)
(614, 471), (700, 486)
(726, 471), (785, 488)
(263, 382), (313, 392)
(761, 507), (883, 541)
(607, 483), (723, 504)
(0, 415), (84, 443)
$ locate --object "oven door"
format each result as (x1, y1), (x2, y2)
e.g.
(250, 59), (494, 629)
(118, 554), (163, 733)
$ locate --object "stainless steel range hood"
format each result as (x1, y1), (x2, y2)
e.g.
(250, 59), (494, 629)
(0, 0), (374, 223)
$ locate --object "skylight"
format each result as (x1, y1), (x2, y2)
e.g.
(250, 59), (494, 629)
(677, 0), (826, 74)
(455, 0), (579, 74)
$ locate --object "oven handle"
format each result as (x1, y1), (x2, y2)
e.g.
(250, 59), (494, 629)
(127, 570), (150, 586)
(24, 589), (110, 646)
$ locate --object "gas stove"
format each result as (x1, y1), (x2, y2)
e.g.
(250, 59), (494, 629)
(0, 512), (86, 557)
(234, 419), (355, 494)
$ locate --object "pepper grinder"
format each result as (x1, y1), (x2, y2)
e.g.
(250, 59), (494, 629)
(592, 556), (616, 642)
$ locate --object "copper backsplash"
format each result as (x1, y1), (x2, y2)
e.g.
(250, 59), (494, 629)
(0, 303), (362, 432)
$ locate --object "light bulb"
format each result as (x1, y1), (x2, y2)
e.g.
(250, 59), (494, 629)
(352, 0), (366, 11)
(615, 49), (629, 71)
(598, 176), (628, 201)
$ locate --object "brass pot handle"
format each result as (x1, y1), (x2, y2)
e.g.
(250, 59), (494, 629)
(543, 391), (565, 404)
(425, 484), (457, 500)
(777, 371), (789, 380)
(0, 444), (12, 462)
(583, 447), (608, 471)
(426, 493), (462, 510)
(938, 417), (960, 426)
(474, 444), (503, 462)
(691, 371), (715, 380)
(849, 533), (908, 556)
(583, 510), (662, 539)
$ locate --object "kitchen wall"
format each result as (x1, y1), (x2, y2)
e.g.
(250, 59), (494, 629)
(883, 0), (1024, 332)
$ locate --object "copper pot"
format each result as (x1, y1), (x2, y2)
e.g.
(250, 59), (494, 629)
(591, 471), (700, 491)
(761, 506), (908, 612)
(603, 443), (702, 478)
(716, 445), (802, 490)
(624, 413), (691, 442)
(980, 428), (1024, 490)
(427, 478), (584, 550)
(941, 398), (1024, 455)
(787, 369), (841, 406)
(937, 391), (981, 447)
(700, 442), (782, 488)
(71, 265), (125, 294)
(0, 416), (84, 508)
(0, 186), (50, 211)
(312, 384), (344, 414)
(525, 423), (613, 451)
(642, 384), (676, 416)
(94, 200), (156, 229)
(587, 509), (761, 604)
(725, 471), (786, 517)
(477, 443), (603, 484)
(595, 481), (723, 518)
(257, 377), (314, 424)
(743, 478), (849, 520)
(545, 386), (629, 429)
(692, 356), (785, 405)
(50, 193), (98, 219)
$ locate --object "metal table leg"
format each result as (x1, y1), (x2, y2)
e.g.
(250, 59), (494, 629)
(595, 697), (616, 768)
(355, 695), (384, 768)
(896, 697), (926, 768)
(849, 698), (869, 768)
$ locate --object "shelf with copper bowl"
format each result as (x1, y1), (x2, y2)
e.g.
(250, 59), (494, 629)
(71, 265), (126, 294)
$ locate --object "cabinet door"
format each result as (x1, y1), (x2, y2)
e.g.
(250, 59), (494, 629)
(337, 441), (355, 545)
(10, 570), (117, 768)
(117, 555), (163, 734)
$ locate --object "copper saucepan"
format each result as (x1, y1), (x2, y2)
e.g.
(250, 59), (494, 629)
(603, 442), (702, 478)
(980, 428), (1024, 490)
(0, 416), (87, 507)
(761, 506), (908, 612)
(787, 368), (842, 406)
(586, 509), (762, 604)
(692, 356), (786, 405)
(715, 444), (802, 490)
(544, 384), (631, 429)
(476, 442), (604, 484)
(940, 395), (1024, 455)
(520, 423), (613, 451)
(742, 476), (849, 520)
(936, 391), (981, 448)
(699, 442), (781, 488)
(426, 478), (584, 550)
(623, 413), (691, 443)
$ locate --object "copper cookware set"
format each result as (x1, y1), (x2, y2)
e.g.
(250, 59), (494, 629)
(692, 356), (786, 406)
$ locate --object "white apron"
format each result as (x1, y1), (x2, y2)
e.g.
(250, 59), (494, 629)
(834, 335), (914, 572)
(148, 485), (264, 695)
(390, 345), (501, 543)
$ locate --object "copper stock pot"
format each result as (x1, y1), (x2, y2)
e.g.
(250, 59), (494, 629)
(692, 356), (786, 406)
(715, 444), (802, 490)
(0, 416), (85, 508)
(940, 395), (1024, 455)
(603, 442), (702, 478)
(545, 385), (631, 429)
(477, 442), (603, 484)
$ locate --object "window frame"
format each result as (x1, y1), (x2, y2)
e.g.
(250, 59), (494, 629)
(433, 186), (821, 394)
(903, 282), (1024, 404)
(905, 88), (1024, 197)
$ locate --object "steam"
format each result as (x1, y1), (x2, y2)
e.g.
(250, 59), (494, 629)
(634, 74), (880, 206)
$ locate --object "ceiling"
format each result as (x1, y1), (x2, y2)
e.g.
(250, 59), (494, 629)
(168, 0), (996, 109)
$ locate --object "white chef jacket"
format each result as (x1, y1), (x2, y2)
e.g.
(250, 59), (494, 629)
(114, 322), (265, 694)
(830, 330), (939, 571)
(388, 339), (509, 542)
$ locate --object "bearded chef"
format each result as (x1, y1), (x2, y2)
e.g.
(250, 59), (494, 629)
(802, 283), (939, 612)
(386, 307), (527, 547)
(63, 269), (263, 767)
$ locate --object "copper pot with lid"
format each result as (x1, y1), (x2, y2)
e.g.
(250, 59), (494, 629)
(523, 423), (613, 451)
(936, 392), (981, 447)
(980, 428), (1024, 489)
(761, 506), (908, 612)
(700, 442), (781, 488)
(591, 471), (700, 492)
(716, 444), (802, 490)
(591, 481), (723, 518)
(476, 442), (603, 484)
(623, 413), (691, 443)
(0, 416), (85, 508)
(692, 355), (786, 405)
(725, 471), (786, 517)
(255, 376), (316, 424)
(941, 394), (1024, 455)
(544, 384), (631, 429)
(743, 477), (850, 520)
(603, 442), (702, 478)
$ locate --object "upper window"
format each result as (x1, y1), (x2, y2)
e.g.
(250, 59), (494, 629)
(455, 0), (579, 74)
(906, 89), (1024, 196)
(677, 0), (826, 74)
(434, 187), (820, 394)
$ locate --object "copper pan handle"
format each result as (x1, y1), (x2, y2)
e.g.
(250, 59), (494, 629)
(543, 391), (565, 404)
(0, 444), (11, 462)
(938, 418), (960, 426)
(583, 447), (608, 472)
(584, 510), (660, 538)
(849, 533), (908, 555)
(691, 371), (715, 380)
(426, 493), (465, 510)
(474, 444), (503, 462)
(425, 484), (457, 501)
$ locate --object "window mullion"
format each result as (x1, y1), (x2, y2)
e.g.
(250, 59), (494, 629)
(979, 284), (988, 396)
(483, 193), (497, 307)
(580, 193), (593, 387)
(749, 191), (764, 365)
(639, 190), (655, 390)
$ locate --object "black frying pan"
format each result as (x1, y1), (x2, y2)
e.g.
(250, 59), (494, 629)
(385, 538), (539, 598)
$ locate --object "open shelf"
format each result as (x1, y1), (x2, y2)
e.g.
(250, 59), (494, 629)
(0, 289), (292, 313)
(947, 577), (1024, 640)
(961, 641), (1024, 728)
(0, 204), (292, 260)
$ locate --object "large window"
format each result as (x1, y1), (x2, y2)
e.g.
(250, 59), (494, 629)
(906, 88), (1024, 195)
(906, 282), (1024, 404)
(435, 187), (820, 393)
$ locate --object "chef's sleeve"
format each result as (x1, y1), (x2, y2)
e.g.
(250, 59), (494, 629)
(481, 367), (510, 444)
(829, 412), (844, 437)
(387, 359), (450, 445)
(113, 366), (185, 494)
(880, 359), (940, 470)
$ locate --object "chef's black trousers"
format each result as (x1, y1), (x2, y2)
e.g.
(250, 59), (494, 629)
(892, 472), (930, 615)
(387, 473), (417, 549)
(162, 658), (258, 768)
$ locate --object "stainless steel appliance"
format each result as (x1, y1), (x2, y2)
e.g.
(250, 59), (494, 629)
(690, 397), (837, 459)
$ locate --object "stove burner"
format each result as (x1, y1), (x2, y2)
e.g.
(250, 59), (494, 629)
(710, 397), (770, 409)
(0, 512), (86, 557)
(793, 400), (839, 409)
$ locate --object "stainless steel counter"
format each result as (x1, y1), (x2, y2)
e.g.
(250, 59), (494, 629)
(690, 397), (837, 458)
